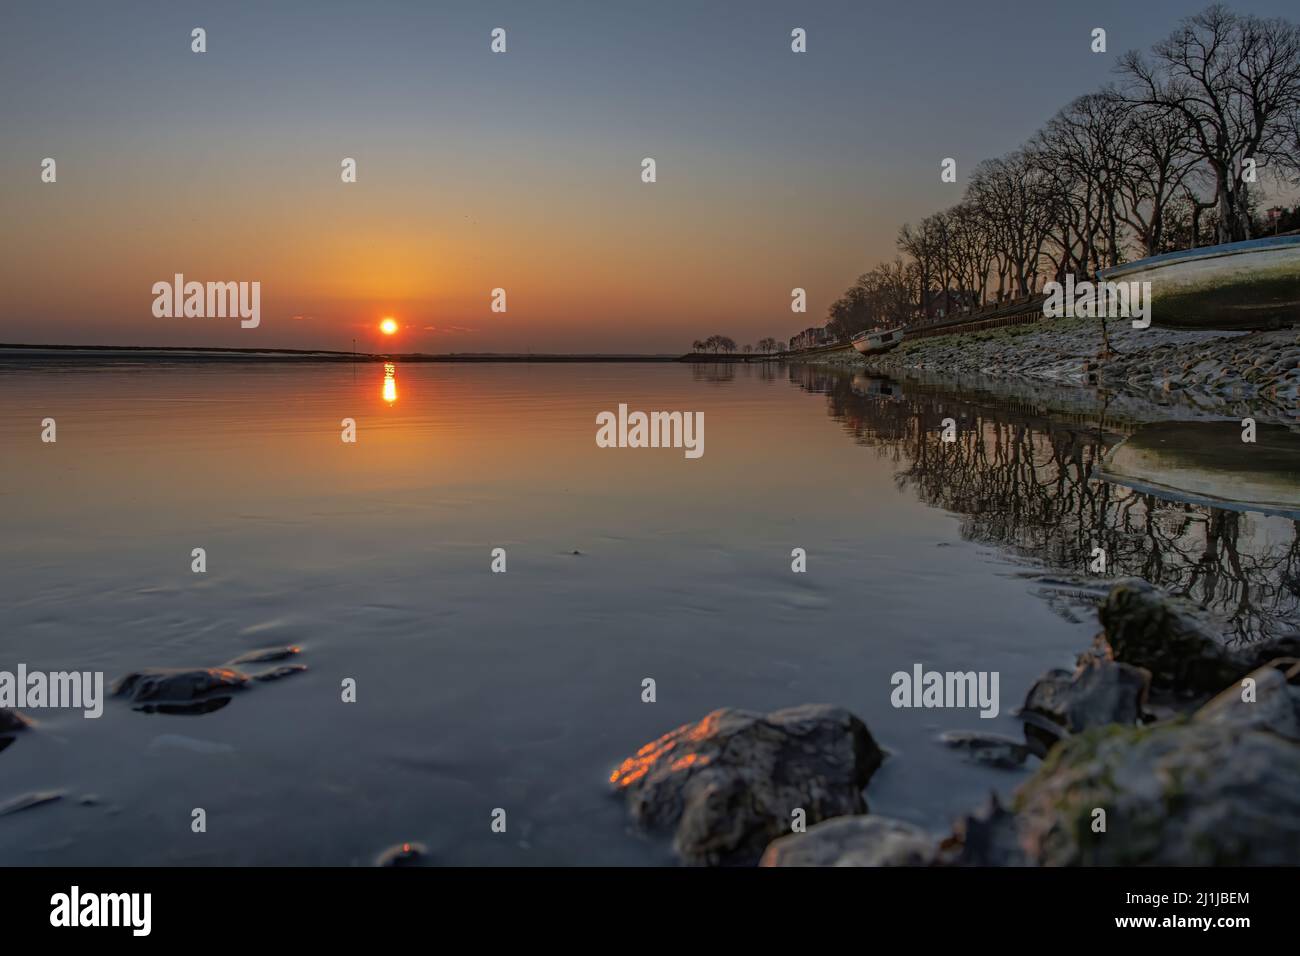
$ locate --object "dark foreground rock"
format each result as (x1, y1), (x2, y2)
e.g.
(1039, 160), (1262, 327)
(941, 659), (1300, 866)
(1012, 661), (1300, 865)
(1098, 578), (1300, 692)
(942, 793), (1030, 866)
(1013, 722), (1300, 865)
(611, 704), (883, 866)
(760, 815), (936, 867)
(1020, 656), (1149, 755)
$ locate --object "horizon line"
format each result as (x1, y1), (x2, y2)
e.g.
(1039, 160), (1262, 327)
(0, 342), (700, 363)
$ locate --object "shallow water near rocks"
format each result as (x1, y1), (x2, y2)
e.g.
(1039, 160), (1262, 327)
(1, 360), (1296, 865)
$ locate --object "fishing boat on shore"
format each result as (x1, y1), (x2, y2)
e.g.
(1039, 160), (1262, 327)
(1097, 234), (1300, 330)
(1094, 420), (1300, 520)
(851, 326), (906, 356)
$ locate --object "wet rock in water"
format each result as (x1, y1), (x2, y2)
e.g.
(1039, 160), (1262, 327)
(374, 842), (430, 867)
(942, 793), (1030, 866)
(112, 667), (250, 709)
(1097, 579), (1235, 691)
(1099, 579), (1300, 692)
(0, 709), (33, 733)
(0, 790), (64, 817)
(1013, 720), (1300, 865)
(226, 646), (302, 666)
(1194, 658), (1300, 741)
(760, 815), (936, 867)
(250, 664), (308, 683)
(1020, 657), (1149, 756)
(610, 704), (883, 866)
(938, 730), (1030, 769)
(116, 649), (310, 714)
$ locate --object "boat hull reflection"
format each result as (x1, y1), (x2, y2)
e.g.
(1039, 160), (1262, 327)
(1095, 421), (1300, 521)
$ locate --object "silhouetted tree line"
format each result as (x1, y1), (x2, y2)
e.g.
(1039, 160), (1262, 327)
(823, 4), (1300, 341)
(690, 336), (784, 355)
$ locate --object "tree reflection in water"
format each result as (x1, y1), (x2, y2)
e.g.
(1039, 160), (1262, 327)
(788, 364), (1300, 645)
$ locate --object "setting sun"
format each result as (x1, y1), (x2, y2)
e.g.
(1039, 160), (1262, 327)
(379, 317), (398, 336)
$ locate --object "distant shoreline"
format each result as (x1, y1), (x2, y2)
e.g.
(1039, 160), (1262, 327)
(0, 343), (684, 364)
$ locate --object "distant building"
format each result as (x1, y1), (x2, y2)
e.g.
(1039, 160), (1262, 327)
(920, 288), (980, 322)
(789, 325), (833, 350)
(1266, 206), (1284, 235)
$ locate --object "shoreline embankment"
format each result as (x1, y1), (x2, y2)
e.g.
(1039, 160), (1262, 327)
(795, 316), (1299, 426)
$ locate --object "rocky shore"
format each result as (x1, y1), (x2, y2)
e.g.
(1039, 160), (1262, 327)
(801, 317), (1299, 426)
(609, 579), (1300, 866)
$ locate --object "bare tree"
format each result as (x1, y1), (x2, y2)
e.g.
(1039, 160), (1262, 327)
(898, 219), (940, 319)
(1119, 5), (1300, 242)
(1116, 101), (1201, 255)
(968, 151), (1055, 296)
(1032, 91), (1131, 276)
(949, 200), (998, 305)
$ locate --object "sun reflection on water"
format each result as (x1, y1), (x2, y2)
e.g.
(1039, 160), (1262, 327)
(382, 362), (397, 404)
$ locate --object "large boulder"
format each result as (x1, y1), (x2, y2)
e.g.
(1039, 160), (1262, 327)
(1098, 580), (1234, 691)
(1012, 719), (1300, 865)
(610, 704), (883, 866)
(945, 659), (1300, 867)
(760, 815), (935, 867)
(1097, 579), (1300, 692)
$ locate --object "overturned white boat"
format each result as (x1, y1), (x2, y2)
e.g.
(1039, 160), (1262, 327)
(1097, 235), (1300, 330)
(1094, 420), (1300, 520)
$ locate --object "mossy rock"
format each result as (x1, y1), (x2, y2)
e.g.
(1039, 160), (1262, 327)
(1013, 719), (1300, 865)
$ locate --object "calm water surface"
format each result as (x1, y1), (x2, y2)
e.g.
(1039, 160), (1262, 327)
(1, 360), (1296, 864)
